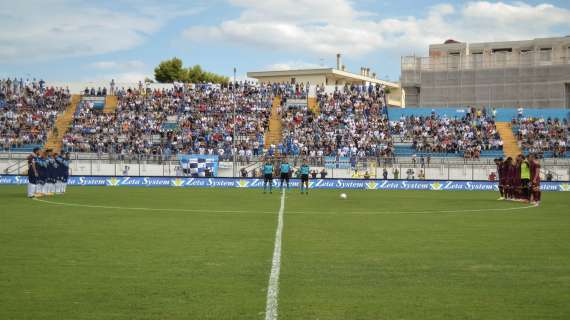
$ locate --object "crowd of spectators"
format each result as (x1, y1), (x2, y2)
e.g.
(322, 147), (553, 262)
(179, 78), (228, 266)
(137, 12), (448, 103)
(513, 117), (568, 157)
(280, 84), (392, 158)
(389, 108), (503, 159)
(1, 78), (70, 151)
(83, 87), (107, 97)
(5, 76), (570, 162)
(270, 82), (308, 101)
(63, 83), (273, 159)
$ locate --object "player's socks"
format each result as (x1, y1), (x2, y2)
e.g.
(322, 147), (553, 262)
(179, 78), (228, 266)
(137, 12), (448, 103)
(27, 184), (35, 198)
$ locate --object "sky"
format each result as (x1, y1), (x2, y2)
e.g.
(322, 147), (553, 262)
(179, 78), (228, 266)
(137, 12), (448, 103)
(1, 0), (569, 83)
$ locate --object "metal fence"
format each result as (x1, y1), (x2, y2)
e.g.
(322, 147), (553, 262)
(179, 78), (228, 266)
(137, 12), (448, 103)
(2, 153), (569, 181)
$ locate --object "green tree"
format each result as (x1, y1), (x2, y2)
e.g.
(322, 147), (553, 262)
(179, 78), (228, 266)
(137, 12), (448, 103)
(154, 58), (229, 84)
(187, 65), (204, 83)
(154, 57), (185, 83)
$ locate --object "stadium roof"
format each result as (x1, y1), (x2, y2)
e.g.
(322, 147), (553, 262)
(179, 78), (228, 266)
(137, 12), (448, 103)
(247, 68), (400, 89)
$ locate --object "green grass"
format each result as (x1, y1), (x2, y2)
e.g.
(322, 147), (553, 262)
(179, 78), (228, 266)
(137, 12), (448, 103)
(0, 185), (569, 319)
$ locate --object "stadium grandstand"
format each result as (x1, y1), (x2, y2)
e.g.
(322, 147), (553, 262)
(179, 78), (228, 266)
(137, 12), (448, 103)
(1, 76), (568, 181)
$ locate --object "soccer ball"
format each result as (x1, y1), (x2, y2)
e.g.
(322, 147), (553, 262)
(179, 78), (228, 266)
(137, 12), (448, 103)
(340, 193), (348, 199)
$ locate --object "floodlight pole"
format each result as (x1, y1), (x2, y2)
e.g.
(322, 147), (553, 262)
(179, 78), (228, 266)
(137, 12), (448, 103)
(232, 67), (237, 178)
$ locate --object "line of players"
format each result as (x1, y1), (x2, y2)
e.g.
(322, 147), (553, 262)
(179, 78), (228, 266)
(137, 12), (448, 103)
(494, 154), (541, 205)
(262, 158), (310, 194)
(27, 147), (71, 198)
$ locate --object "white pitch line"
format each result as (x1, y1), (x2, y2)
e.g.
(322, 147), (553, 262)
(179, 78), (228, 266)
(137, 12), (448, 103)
(287, 204), (538, 215)
(32, 197), (536, 216)
(32, 198), (264, 214)
(265, 189), (286, 320)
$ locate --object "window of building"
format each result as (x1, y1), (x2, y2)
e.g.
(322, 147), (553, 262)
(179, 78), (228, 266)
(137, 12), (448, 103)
(539, 48), (552, 61)
(492, 48), (512, 53)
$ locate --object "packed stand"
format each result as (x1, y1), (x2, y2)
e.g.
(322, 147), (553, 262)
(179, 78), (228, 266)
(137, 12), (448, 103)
(512, 117), (568, 157)
(389, 108), (502, 159)
(272, 82), (308, 101)
(0, 78), (70, 151)
(63, 83), (273, 160)
(281, 84), (392, 160)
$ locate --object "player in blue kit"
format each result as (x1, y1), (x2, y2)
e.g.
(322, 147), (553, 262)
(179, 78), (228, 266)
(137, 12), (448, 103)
(280, 160), (291, 189)
(263, 159), (274, 194)
(299, 160), (310, 194)
(55, 153), (64, 194)
(26, 147), (41, 198)
(45, 150), (56, 196)
(35, 152), (48, 197)
(62, 153), (71, 193)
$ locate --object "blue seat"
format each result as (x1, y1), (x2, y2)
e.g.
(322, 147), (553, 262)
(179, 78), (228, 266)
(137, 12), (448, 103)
(162, 123), (178, 130)
(6, 144), (44, 152)
(480, 150), (504, 158)
(93, 102), (105, 110)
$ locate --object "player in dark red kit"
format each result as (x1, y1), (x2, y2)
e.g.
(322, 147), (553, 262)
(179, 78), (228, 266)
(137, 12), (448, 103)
(529, 154), (541, 206)
(504, 157), (515, 200)
(511, 155), (523, 201)
(494, 158), (506, 200)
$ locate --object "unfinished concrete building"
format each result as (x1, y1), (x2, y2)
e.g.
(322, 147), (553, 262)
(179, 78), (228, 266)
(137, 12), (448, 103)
(401, 36), (570, 108)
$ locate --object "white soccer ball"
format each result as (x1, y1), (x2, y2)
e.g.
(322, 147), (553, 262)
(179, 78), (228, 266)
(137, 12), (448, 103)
(340, 193), (348, 199)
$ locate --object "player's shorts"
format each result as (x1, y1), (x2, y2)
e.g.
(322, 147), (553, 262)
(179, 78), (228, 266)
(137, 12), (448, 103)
(521, 178), (530, 187)
(264, 174), (273, 182)
(28, 174), (37, 184)
(280, 172), (289, 181)
(301, 174), (309, 182)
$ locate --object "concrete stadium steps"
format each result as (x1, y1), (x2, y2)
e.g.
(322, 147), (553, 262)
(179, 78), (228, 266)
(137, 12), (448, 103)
(308, 97), (319, 115)
(496, 122), (521, 158)
(265, 96), (283, 148)
(45, 94), (81, 152)
(104, 95), (118, 113)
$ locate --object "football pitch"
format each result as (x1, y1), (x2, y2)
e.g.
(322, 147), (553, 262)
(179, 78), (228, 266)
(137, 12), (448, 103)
(1, 185), (569, 319)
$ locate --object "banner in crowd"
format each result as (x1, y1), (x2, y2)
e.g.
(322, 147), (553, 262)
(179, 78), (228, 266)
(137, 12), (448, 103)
(177, 154), (218, 177)
(1, 175), (569, 192)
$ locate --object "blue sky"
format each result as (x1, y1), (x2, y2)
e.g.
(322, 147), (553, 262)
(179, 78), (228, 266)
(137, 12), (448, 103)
(1, 0), (569, 83)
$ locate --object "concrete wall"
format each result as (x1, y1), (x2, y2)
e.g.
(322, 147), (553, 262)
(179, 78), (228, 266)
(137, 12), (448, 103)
(402, 64), (570, 108)
(255, 75), (327, 86)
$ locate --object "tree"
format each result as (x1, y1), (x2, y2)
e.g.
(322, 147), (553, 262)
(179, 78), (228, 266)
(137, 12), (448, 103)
(154, 57), (185, 83)
(187, 65), (204, 83)
(154, 58), (229, 84)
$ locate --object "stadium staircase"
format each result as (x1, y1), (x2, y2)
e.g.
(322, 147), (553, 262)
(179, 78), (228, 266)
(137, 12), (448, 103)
(265, 96), (283, 148)
(45, 94), (81, 152)
(103, 95), (118, 113)
(308, 97), (319, 115)
(496, 122), (521, 158)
